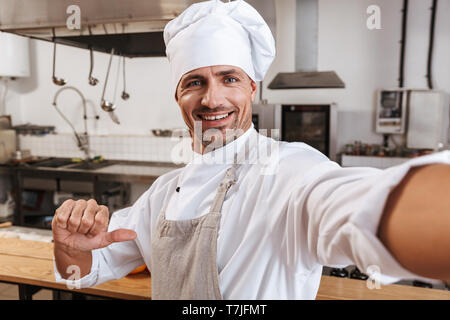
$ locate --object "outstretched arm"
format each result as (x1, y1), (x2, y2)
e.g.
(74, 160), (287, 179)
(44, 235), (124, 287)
(378, 164), (450, 282)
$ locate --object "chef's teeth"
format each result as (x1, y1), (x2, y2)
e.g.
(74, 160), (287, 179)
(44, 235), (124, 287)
(202, 113), (230, 120)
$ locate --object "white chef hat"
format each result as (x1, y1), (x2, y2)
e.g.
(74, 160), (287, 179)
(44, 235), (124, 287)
(164, 0), (276, 97)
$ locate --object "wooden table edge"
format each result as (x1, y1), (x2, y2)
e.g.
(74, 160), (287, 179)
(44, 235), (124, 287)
(0, 274), (151, 300)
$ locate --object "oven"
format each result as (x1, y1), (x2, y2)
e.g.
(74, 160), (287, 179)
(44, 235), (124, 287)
(252, 103), (337, 161)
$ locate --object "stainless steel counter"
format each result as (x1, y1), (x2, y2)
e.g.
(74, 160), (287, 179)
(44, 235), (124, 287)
(95, 163), (179, 177)
(1, 158), (184, 184)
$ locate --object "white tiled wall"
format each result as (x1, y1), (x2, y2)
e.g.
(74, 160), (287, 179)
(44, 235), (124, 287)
(19, 133), (194, 164)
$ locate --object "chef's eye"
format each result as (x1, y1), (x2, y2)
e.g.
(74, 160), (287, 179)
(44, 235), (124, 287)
(224, 77), (238, 83)
(186, 80), (202, 88)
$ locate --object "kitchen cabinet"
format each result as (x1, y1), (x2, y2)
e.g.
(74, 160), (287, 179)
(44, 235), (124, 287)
(2, 159), (181, 230)
(14, 170), (128, 229)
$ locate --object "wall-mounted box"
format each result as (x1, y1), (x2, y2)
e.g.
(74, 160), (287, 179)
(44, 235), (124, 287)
(375, 89), (408, 134)
(407, 90), (449, 150)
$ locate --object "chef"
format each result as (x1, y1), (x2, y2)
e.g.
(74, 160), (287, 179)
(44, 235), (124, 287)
(52, 0), (450, 299)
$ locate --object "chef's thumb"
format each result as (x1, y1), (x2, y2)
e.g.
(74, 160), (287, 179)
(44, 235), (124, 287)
(105, 229), (137, 244)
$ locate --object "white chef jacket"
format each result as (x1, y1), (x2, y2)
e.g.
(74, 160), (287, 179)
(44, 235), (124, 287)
(54, 123), (450, 299)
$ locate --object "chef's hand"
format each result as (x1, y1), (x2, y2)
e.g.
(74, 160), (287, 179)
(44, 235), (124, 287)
(52, 199), (137, 252)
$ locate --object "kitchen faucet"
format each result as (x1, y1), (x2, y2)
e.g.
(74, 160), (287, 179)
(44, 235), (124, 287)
(52, 86), (91, 160)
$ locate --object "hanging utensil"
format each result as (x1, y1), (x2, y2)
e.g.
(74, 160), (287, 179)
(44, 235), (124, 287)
(108, 110), (120, 124)
(88, 48), (99, 86)
(113, 53), (121, 102)
(109, 53), (122, 124)
(87, 26), (99, 86)
(100, 48), (116, 112)
(100, 48), (120, 124)
(52, 28), (66, 86)
(121, 56), (130, 100)
(119, 25), (130, 101)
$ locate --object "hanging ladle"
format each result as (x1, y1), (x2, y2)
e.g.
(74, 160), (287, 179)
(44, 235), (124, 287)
(88, 26), (98, 86)
(88, 48), (99, 86)
(87, 26), (99, 86)
(121, 56), (130, 100)
(100, 48), (116, 112)
(100, 48), (120, 124)
(52, 28), (66, 86)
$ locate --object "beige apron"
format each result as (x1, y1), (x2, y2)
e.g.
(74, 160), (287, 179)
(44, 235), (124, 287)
(150, 164), (238, 300)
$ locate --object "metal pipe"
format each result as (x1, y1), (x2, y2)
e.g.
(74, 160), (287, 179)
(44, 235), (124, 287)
(427, 0), (438, 89)
(399, 0), (408, 88)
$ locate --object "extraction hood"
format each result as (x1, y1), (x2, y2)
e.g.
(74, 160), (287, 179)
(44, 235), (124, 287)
(0, 0), (276, 58)
(268, 0), (345, 89)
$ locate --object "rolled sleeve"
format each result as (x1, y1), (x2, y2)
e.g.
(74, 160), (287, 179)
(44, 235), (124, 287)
(299, 150), (450, 284)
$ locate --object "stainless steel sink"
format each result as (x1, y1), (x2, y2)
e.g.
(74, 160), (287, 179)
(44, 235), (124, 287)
(32, 158), (112, 170)
(63, 161), (112, 170)
(32, 158), (76, 168)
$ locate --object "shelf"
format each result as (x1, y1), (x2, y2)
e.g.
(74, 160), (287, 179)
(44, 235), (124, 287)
(341, 155), (411, 169)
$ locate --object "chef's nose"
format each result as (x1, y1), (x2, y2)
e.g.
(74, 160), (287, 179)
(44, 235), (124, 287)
(201, 80), (226, 109)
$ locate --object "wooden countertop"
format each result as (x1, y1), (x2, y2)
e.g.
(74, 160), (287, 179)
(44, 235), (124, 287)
(0, 238), (151, 299)
(317, 275), (450, 300)
(0, 238), (449, 300)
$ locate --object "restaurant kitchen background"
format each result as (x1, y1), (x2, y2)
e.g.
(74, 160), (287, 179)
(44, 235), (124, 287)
(0, 0), (449, 289)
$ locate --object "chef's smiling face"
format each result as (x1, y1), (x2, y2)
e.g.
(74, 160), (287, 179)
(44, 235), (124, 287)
(176, 65), (257, 153)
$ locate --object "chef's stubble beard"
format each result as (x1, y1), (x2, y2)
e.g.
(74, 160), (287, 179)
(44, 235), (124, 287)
(187, 115), (280, 174)
(191, 115), (245, 156)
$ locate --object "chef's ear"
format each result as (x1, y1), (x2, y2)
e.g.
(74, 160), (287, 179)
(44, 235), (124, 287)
(250, 80), (257, 102)
(175, 79), (182, 103)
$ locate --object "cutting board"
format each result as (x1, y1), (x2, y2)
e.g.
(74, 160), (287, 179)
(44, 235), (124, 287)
(0, 129), (16, 164)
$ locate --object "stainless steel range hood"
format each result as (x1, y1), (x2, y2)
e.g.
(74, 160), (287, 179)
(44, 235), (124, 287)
(268, 0), (345, 89)
(0, 0), (276, 58)
(0, 0), (190, 57)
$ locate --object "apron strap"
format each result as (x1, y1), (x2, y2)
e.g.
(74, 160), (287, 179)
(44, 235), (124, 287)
(209, 165), (237, 214)
(209, 132), (258, 214)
